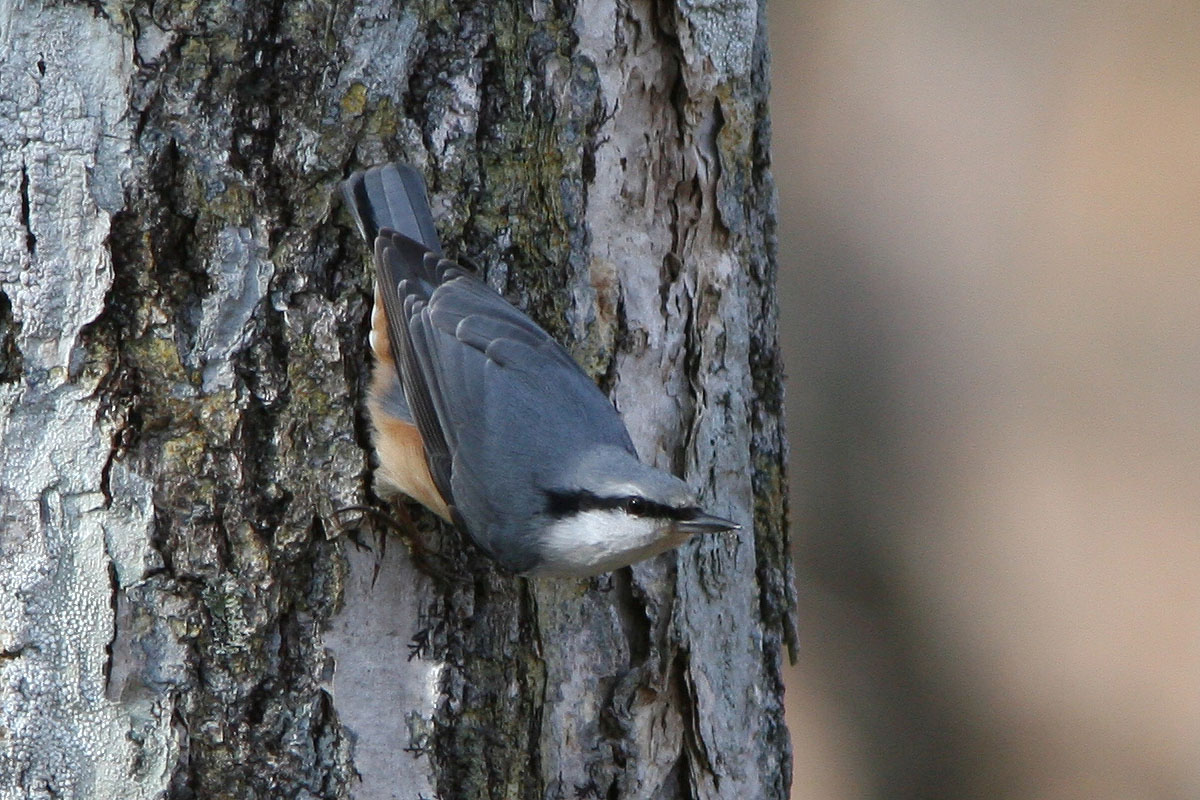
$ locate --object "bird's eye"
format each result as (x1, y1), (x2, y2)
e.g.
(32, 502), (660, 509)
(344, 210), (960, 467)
(625, 497), (647, 515)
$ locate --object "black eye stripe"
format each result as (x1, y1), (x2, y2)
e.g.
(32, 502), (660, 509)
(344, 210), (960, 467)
(544, 490), (698, 521)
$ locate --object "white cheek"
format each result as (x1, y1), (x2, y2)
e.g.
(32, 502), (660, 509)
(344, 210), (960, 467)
(368, 328), (380, 356)
(533, 511), (684, 577)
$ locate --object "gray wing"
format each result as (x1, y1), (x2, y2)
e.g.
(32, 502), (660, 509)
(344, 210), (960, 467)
(373, 233), (457, 503)
(374, 230), (636, 569)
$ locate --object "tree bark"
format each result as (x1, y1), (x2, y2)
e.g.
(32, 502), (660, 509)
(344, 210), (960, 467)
(0, 1), (792, 798)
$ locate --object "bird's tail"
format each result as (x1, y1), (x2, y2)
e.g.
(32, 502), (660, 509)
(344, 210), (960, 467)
(341, 163), (442, 254)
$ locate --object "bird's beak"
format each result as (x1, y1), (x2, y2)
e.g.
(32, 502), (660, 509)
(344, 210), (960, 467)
(677, 512), (741, 535)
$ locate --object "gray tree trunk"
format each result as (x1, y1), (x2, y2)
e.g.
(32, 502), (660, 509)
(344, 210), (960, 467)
(0, 1), (793, 798)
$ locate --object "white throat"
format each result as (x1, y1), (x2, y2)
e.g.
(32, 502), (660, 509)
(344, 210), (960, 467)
(531, 509), (691, 577)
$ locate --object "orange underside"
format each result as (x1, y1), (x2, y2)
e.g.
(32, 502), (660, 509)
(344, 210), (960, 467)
(368, 287), (452, 522)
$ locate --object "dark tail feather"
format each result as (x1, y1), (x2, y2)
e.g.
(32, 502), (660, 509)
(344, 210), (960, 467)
(341, 163), (442, 253)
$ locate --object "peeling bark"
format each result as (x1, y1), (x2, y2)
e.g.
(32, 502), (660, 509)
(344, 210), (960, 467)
(0, 1), (791, 798)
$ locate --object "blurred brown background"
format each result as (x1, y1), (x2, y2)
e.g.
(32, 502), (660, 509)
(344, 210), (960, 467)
(768, 3), (1200, 798)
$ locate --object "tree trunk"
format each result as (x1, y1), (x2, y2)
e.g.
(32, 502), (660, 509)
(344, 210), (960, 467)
(0, 1), (792, 798)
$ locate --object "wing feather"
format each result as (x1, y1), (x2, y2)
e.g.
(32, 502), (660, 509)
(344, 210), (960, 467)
(376, 236), (455, 504)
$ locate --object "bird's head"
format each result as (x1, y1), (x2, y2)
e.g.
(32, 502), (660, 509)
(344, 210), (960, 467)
(532, 445), (739, 577)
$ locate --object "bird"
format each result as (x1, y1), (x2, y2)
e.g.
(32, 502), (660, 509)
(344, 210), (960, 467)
(340, 162), (739, 577)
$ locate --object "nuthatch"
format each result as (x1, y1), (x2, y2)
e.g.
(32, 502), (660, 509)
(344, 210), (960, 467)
(341, 163), (738, 576)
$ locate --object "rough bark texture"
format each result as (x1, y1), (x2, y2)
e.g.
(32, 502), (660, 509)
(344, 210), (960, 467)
(0, 1), (792, 798)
